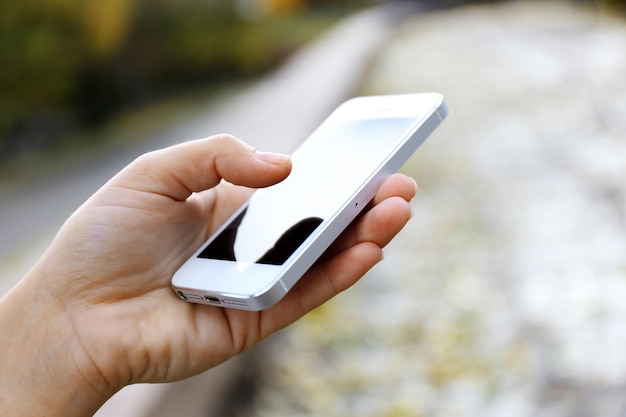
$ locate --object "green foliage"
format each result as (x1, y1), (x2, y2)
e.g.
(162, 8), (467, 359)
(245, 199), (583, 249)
(0, 2), (84, 143)
(0, 0), (360, 160)
(6, 0), (619, 160)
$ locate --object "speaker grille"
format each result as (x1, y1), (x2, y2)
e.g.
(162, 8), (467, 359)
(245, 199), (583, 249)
(184, 293), (204, 302)
(222, 298), (248, 308)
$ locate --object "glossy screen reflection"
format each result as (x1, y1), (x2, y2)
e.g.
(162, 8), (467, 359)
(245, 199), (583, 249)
(198, 116), (416, 265)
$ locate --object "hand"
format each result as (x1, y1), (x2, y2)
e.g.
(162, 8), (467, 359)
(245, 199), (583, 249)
(0, 134), (417, 417)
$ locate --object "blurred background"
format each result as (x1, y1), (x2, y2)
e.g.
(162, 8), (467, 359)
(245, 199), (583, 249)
(2, 0), (626, 416)
(0, 0), (371, 167)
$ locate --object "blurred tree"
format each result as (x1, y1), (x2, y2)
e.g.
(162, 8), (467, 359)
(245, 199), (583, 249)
(237, 0), (306, 19)
(81, 0), (135, 58)
(0, 1), (86, 154)
(2, 0), (376, 161)
(17, 0), (614, 162)
(0, 0), (138, 153)
(579, 0), (626, 12)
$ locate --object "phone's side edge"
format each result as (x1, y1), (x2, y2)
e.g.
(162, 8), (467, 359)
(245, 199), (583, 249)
(273, 98), (448, 301)
(383, 98), (448, 177)
(436, 98), (449, 122)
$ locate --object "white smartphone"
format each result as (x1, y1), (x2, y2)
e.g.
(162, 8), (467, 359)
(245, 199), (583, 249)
(172, 93), (448, 311)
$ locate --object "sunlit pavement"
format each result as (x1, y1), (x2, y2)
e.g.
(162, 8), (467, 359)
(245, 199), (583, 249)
(247, 2), (626, 416)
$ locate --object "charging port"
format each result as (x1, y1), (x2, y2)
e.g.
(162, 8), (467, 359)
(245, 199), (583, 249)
(177, 291), (188, 300)
(205, 296), (221, 304)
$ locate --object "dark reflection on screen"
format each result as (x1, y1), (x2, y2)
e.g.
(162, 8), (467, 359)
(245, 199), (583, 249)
(198, 116), (415, 265)
(256, 216), (323, 264)
(199, 207), (322, 265)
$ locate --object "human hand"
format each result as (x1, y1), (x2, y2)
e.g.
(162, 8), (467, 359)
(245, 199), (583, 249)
(0, 134), (416, 416)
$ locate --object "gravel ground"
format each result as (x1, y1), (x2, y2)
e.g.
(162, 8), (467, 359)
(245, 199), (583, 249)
(248, 2), (626, 416)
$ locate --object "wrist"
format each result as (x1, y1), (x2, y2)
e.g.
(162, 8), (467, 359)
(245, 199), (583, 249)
(0, 269), (115, 417)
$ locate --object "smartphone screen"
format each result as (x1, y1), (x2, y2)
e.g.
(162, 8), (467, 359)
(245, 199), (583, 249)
(172, 93), (447, 310)
(198, 116), (417, 266)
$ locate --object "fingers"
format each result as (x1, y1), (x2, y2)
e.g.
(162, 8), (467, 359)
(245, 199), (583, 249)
(261, 241), (383, 334)
(111, 134), (292, 201)
(322, 174), (416, 259)
(371, 173), (418, 205)
(259, 173), (418, 335)
(323, 196), (412, 262)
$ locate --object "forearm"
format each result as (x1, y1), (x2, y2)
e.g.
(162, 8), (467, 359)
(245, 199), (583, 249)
(0, 271), (114, 417)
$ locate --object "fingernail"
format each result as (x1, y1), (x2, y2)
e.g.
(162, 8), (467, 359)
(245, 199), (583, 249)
(255, 151), (291, 165)
(411, 177), (419, 195)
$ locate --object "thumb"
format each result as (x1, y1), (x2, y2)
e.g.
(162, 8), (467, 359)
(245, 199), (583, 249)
(111, 134), (292, 201)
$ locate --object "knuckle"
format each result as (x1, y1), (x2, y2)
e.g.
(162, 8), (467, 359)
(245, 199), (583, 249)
(208, 133), (239, 147)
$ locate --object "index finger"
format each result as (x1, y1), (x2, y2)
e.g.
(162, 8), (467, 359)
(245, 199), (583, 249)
(109, 134), (292, 201)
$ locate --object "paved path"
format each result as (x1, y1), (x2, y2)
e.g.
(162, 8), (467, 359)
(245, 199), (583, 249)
(247, 2), (626, 416)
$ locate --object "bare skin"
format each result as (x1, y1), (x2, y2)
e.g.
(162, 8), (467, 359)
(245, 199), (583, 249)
(0, 134), (417, 417)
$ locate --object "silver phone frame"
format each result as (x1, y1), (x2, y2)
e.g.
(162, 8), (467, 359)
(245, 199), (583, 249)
(171, 93), (448, 311)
